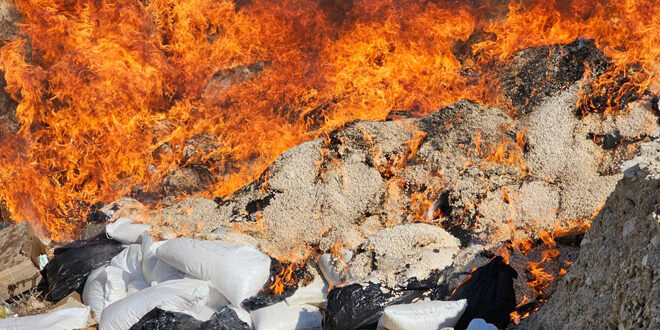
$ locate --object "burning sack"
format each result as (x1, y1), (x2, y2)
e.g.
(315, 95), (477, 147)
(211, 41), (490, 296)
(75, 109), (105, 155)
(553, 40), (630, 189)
(376, 300), (467, 330)
(0, 306), (90, 330)
(41, 232), (124, 302)
(155, 238), (271, 306)
(448, 256), (518, 330)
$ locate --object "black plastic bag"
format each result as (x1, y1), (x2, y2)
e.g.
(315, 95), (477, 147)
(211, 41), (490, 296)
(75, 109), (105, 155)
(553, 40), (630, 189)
(323, 283), (393, 330)
(448, 256), (518, 330)
(323, 283), (424, 330)
(40, 232), (124, 302)
(129, 308), (202, 330)
(130, 306), (251, 330)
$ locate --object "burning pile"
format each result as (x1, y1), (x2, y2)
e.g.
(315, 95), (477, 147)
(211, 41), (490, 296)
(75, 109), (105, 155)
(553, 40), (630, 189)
(0, 0), (658, 329)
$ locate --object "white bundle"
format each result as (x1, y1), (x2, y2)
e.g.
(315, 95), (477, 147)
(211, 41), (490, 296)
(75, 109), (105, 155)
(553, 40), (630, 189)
(156, 238), (271, 306)
(140, 234), (183, 285)
(99, 279), (228, 330)
(466, 318), (498, 330)
(377, 299), (467, 330)
(0, 307), (90, 330)
(250, 302), (322, 330)
(106, 218), (150, 244)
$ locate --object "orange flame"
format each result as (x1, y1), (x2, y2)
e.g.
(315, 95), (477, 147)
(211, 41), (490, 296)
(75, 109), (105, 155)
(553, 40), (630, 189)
(0, 0), (656, 239)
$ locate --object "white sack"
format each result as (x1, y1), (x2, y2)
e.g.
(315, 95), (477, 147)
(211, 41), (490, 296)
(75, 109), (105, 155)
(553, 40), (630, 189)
(83, 266), (108, 320)
(104, 266), (128, 306)
(285, 275), (328, 307)
(377, 299), (467, 330)
(106, 217), (150, 244)
(250, 302), (322, 330)
(83, 244), (150, 321)
(140, 234), (183, 285)
(466, 318), (498, 330)
(111, 244), (144, 282)
(0, 306), (90, 330)
(156, 238), (271, 306)
(100, 279), (229, 330)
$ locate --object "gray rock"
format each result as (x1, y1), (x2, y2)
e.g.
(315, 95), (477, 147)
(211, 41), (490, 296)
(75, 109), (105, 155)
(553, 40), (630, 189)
(519, 137), (660, 329)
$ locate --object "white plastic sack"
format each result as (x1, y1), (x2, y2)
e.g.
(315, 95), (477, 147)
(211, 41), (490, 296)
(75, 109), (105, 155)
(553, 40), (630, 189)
(285, 275), (328, 307)
(106, 217), (150, 244)
(110, 244), (144, 280)
(0, 306), (90, 330)
(466, 318), (498, 330)
(100, 279), (229, 330)
(156, 238), (271, 306)
(104, 266), (128, 305)
(140, 234), (183, 285)
(250, 302), (322, 330)
(82, 265), (129, 321)
(377, 299), (467, 330)
(83, 266), (108, 320)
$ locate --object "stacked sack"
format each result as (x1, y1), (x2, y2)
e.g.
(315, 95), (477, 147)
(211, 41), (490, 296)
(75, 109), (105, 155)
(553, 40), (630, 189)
(87, 218), (270, 330)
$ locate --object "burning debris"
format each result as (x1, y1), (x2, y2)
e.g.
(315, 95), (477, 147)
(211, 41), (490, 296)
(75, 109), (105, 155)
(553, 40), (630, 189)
(0, 0), (658, 329)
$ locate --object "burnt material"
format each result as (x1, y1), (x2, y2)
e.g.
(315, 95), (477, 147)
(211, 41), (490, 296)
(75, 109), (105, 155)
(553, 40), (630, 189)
(39, 232), (123, 302)
(448, 256), (518, 330)
(241, 259), (305, 310)
(501, 38), (608, 115)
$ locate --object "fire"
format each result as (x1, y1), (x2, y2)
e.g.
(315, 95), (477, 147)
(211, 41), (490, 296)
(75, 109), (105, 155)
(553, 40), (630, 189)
(0, 0), (657, 239)
(268, 262), (299, 296)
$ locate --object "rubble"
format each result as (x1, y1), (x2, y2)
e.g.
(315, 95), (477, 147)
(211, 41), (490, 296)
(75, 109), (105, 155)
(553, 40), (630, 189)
(347, 223), (460, 287)
(519, 132), (660, 329)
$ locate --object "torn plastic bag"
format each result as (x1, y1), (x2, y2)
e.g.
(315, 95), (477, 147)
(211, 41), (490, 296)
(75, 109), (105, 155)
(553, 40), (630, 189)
(41, 232), (124, 302)
(250, 302), (322, 330)
(448, 256), (517, 330)
(466, 318), (498, 330)
(100, 279), (229, 330)
(130, 305), (251, 330)
(156, 238), (270, 306)
(377, 300), (467, 330)
(0, 306), (90, 330)
(106, 218), (150, 244)
(323, 283), (423, 330)
(140, 234), (183, 285)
